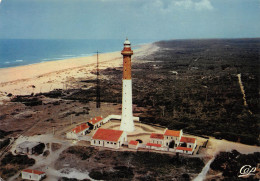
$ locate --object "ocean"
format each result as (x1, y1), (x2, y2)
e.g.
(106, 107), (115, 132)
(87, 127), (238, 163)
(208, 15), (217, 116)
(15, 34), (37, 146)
(0, 39), (154, 68)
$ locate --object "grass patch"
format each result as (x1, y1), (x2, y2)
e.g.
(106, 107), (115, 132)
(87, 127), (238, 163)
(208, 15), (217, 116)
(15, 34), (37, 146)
(66, 146), (94, 160)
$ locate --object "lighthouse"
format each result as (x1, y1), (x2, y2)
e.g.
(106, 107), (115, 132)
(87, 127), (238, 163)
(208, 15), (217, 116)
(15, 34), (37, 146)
(120, 38), (135, 132)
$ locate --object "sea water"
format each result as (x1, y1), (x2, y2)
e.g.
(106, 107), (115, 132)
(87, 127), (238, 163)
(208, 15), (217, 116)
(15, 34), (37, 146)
(0, 39), (154, 68)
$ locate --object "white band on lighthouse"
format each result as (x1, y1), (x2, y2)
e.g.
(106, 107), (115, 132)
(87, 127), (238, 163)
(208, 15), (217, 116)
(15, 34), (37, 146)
(120, 79), (134, 132)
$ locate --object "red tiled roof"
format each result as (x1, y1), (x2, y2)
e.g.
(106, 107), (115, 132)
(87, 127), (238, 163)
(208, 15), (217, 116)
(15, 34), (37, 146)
(22, 169), (45, 175)
(176, 147), (193, 151)
(150, 133), (164, 140)
(88, 116), (103, 125)
(164, 129), (180, 137)
(180, 137), (196, 143)
(129, 140), (139, 145)
(72, 123), (89, 134)
(146, 143), (162, 147)
(92, 128), (123, 142)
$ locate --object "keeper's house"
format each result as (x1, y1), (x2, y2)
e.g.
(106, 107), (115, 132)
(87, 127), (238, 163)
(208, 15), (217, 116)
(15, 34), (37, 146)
(163, 129), (183, 148)
(66, 123), (90, 140)
(91, 128), (127, 149)
(21, 169), (46, 181)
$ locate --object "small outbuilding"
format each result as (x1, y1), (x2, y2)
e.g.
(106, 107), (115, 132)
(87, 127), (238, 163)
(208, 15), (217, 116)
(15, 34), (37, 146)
(176, 147), (193, 155)
(21, 169), (46, 181)
(176, 136), (197, 154)
(16, 141), (44, 155)
(179, 136), (197, 150)
(91, 128), (127, 149)
(128, 140), (139, 150)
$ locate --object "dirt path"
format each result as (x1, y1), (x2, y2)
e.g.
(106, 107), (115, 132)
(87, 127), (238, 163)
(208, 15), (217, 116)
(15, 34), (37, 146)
(237, 73), (252, 114)
(194, 138), (260, 181)
(193, 157), (215, 181)
(205, 137), (260, 157)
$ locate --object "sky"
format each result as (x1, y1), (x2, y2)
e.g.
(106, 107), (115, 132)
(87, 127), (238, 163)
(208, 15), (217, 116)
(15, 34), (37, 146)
(0, 0), (259, 40)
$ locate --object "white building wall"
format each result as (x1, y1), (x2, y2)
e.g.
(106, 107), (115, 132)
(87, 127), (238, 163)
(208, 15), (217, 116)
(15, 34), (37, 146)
(176, 149), (193, 155)
(102, 116), (111, 124)
(16, 146), (33, 154)
(138, 144), (146, 148)
(152, 146), (162, 151)
(164, 136), (180, 147)
(22, 172), (30, 180)
(128, 144), (138, 149)
(93, 122), (103, 130)
(104, 141), (119, 149)
(21, 172), (45, 181)
(102, 115), (139, 124)
(150, 138), (164, 145)
(120, 132), (127, 143)
(186, 140), (197, 151)
(169, 148), (175, 152)
(91, 139), (119, 149)
(91, 139), (104, 147)
(161, 147), (168, 151)
(187, 143), (193, 148)
(120, 79), (135, 132)
(32, 174), (39, 180)
(91, 132), (127, 149)
(146, 146), (163, 151)
(80, 129), (90, 135)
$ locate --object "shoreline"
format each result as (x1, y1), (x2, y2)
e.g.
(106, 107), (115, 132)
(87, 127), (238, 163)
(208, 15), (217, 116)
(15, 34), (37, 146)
(0, 51), (120, 82)
(0, 42), (155, 79)
(0, 43), (157, 103)
(0, 39), (156, 70)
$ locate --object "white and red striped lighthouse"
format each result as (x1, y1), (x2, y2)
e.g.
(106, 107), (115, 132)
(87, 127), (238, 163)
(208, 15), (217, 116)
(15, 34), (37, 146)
(120, 38), (135, 132)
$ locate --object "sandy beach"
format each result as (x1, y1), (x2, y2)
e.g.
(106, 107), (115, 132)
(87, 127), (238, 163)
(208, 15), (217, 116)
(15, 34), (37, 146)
(0, 43), (158, 104)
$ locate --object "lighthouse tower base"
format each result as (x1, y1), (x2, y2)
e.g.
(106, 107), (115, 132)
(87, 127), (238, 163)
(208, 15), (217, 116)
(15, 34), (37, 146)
(120, 79), (135, 132)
